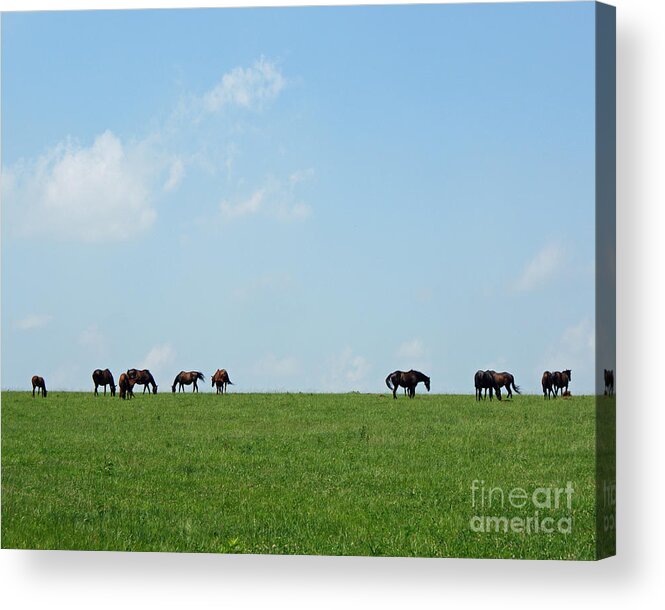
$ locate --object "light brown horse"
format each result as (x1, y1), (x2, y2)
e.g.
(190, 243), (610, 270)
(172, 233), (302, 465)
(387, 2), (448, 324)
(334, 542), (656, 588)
(172, 371), (205, 393)
(127, 368), (158, 394)
(31, 375), (47, 398)
(212, 369), (233, 394)
(118, 372), (136, 400)
(491, 371), (521, 400)
(93, 368), (116, 396)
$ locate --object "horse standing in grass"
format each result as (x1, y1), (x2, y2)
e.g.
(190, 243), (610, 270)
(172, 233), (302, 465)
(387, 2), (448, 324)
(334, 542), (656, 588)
(127, 368), (158, 394)
(172, 371), (205, 393)
(31, 375), (47, 398)
(541, 371), (554, 400)
(559, 369), (572, 395)
(491, 371), (521, 400)
(118, 373), (135, 400)
(93, 368), (116, 396)
(212, 369), (233, 394)
(604, 369), (614, 396)
(552, 369), (571, 397)
(474, 370), (497, 401)
(385, 369), (430, 399)
(551, 371), (562, 396)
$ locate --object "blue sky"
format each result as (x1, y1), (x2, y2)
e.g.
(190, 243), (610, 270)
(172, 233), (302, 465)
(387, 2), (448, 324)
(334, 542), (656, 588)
(2, 3), (599, 393)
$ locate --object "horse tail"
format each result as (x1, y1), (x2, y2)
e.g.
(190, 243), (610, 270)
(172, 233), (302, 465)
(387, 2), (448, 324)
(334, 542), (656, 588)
(385, 374), (394, 390)
(196, 372), (205, 381)
(512, 379), (521, 394)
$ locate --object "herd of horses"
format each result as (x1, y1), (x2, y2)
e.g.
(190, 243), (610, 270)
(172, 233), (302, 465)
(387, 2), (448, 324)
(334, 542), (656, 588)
(473, 370), (521, 401)
(88, 368), (233, 399)
(30, 366), (616, 399)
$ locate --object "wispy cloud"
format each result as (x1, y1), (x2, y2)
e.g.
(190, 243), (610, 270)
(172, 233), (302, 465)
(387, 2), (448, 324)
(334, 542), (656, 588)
(220, 171), (314, 223)
(221, 188), (267, 219)
(201, 57), (285, 113)
(78, 324), (108, 357)
(14, 314), (53, 331)
(141, 343), (176, 385)
(396, 338), (426, 361)
(322, 348), (371, 391)
(254, 353), (300, 377)
(515, 243), (567, 292)
(3, 58), (289, 244)
(163, 158), (185, 192)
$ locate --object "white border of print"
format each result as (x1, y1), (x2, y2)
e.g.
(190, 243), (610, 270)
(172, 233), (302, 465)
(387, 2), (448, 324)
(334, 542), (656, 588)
(0, 1), (663, 609)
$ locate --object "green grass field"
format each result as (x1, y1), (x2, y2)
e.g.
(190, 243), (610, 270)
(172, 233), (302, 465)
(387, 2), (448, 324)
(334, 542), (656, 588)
(1, 391), (606, 559)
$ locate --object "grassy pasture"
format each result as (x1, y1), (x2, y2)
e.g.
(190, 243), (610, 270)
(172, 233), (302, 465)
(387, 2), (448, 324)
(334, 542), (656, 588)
(1, 391), (602, 559)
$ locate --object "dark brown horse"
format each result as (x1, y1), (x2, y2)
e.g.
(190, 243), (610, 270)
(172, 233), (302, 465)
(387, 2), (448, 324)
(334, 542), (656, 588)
(212, 369), (233, 394)
(92, 368), (116, 396)
(552, 369), (571, 397)
(541, 371), (553, 399)
(31, 375), (47, 398)
(385, 369), (430, 399)
(118, 372), (136, 400)
(474, 369), (498, 401)
(172, 371), (205, 393)
(604, 369), (614, 396)
(491, 371), (521, 400)
(127, 368), (158, 394)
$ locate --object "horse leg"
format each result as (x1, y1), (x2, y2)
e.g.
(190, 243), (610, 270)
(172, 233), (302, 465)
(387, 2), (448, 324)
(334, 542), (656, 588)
(392, 385), (397, 399)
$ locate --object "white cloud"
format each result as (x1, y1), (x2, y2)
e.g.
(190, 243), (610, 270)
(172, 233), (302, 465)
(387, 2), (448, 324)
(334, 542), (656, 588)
(3, 131), (156, 243)
(14, 314), (52, 331)
(220, 171), (313, 223)
(163, 158), (185, 192)
(202, 57), (285, 113)
(141, 343), (176, 385)
(78, 324), (108, 356)
(396, 338), (426, 361)
(254, 354), (300, 377)
(515, 243), (567, 292)
(220, 188), (266, 219)
(323, 348), (371, 391)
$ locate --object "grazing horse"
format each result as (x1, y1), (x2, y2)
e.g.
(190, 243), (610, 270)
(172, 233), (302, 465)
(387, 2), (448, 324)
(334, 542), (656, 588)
(172, 371), (205, 393)
(212, 369), (233, 394)
(126, 368), (158, 394)
(474, 369), (497, 401)
(385, 369), (431, 399)
(604, 369), (615, 396)
(92, 368), (116, 396)
(118, 372), (136, 400)
(491, 371), (521, 400)
(541, 371), (554, 400)
(31, 375), (47, 398)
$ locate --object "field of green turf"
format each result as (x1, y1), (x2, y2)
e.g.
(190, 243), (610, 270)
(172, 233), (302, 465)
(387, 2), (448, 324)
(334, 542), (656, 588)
(1, 391), (607, 559)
